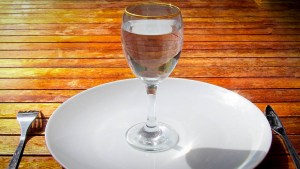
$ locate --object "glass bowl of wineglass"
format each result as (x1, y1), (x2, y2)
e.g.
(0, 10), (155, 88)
(121, 2), (183, 152)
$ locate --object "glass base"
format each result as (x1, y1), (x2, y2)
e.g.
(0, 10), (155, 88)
(126, 122), (179, 152)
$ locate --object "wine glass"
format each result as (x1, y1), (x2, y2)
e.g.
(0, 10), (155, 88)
(121, 3), (183, 152)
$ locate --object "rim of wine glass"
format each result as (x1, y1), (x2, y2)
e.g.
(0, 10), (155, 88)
(124, 2), (181, 19)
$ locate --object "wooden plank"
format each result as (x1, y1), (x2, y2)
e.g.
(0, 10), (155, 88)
(1, 17), (299, 24)
(0, 23), (277, 30)
(0, 17), (122, 24)
(0, 77), (299, 90)
(0, 42), (300, 50)
(255, 103), (300, 116)
(0, 136), (49, 155)
(186, 22), (300, 29)
(0, 58), (130, 68)
(183, 35), (300, 42)
(197, 78), (300, 89)
(0, 35), (299, 42)
(0, 156), (61, 169)
(0, 9), (125, 16)
(0, 43), (123, 50)
(0, 0), (269, 6)
(0, 89), (298, 103)
(0, 49), (124, 59)
(235, 89), (300, 103)
(0, 155), (296, 169)
(0, 78), (122, 90)
(273, 23), (300, 29)
(178, 58), (300, 67)
(0, 58), (127, 68)
(0, 28), (275, 36)
(0, 1), (297, 10)
(0, 0), (296, 4)
(0, 58), (299, 68)
(0, 9), (299, 18)
(0, 49), (299, 59)
(0, 67), (298, 79)
(0, 134), (299, 154)
(0, 119), (47, 135)
(0, 23), (298, 30)
(184, 42), (300, 50)
(183, 17), (300, 23)
(0, 2), (260, 8)
(0, 28), (299, 36)
(0, 28), (121, 36)
(0, 102), (298, 118)
(0, 68), (134, 78)
(0, 103), (60, 118)
(173, 67), (298, 78)
(182, 49), (300, 58)
(0, 23), (121, 30)
(273, 28), (300, 35)
(0, 90), (82, 103)
(182, 28), (300, 35)
(256, 154), (295, 169)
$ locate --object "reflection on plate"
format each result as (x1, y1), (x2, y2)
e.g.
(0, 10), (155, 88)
(45, 78), (271, 169)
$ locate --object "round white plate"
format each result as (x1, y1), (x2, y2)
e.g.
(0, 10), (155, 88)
(45, 78), (272, 169)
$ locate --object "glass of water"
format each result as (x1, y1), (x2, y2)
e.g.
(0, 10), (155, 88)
(121, 3), (183, 152)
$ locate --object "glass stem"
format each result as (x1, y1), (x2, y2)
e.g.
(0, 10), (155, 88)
(145, 84), (159, 132)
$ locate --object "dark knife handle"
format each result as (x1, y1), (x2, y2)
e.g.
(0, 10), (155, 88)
(281, 134), (300, 169)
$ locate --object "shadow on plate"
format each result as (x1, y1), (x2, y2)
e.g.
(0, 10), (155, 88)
(185, 148), (267, 169)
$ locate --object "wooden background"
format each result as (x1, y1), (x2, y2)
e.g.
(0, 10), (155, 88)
(0, 0), (299, 168)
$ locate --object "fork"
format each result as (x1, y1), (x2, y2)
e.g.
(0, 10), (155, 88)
(8, 111), (41, 169)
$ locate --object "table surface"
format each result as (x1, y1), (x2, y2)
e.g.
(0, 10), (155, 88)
(0, 0), (299, 168)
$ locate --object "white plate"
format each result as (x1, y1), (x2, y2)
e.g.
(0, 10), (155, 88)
(45, 78), (272, 169)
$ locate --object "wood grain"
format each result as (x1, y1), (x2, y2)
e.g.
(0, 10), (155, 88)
(0, 0), (299, 168)
(0, 78), (299, 90)
(0, 155), (295, 169)
(0, 49), (299, 58)
(0, 58), (299, 68)
(1, 42), (299, 50)
(0, 134), (299, 155)
(3, 28), (300, 36)
(0, 35), (299, 42)
(0, 67), (298, 79)
(0, 9), (299, 18)
(0, 102), (299, 118)
(0, 89), (299, 103)
(0, 156), (61, 169)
